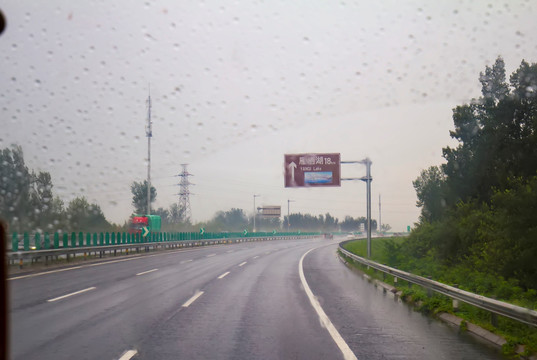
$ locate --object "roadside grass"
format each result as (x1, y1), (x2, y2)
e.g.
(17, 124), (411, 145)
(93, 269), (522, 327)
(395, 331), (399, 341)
(341, 237), (537, 356)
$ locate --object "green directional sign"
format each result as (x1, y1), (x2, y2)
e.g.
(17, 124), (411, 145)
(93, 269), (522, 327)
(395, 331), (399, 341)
(407, 225), (411, 232)
(142, 227), (150, 237)
(272, 230), (276, 235)
(200, 227), (205, 235)
(243, 229), (248, 235)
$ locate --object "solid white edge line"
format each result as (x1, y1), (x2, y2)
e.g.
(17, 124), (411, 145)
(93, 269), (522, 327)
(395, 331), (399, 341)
(238, 261), (247, 267)
(118, 349), (138, 360)
(217, 271), (230, 279)
(299, 248), (358, 360)
(206, 253), (216, 257)
(182, 291), (204, 307)
(180, 259), (193, 264)
(47, 286), (96, 302)
(136, 268), (158, 276)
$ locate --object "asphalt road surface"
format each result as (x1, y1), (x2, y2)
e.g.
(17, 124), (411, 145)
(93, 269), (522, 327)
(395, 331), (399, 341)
(8, 237), (507, 359)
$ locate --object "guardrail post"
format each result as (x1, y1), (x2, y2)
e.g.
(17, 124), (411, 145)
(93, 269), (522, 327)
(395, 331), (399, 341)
(491, 313), (498, 327)
(452, 284), (459, 311)
(23, 232), (29, 251)
(12, 232), (18, 251)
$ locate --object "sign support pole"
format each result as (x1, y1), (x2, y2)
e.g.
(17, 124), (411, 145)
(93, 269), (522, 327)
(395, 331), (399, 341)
(341, 158), (373, 258)
(366, 158), (372, 258)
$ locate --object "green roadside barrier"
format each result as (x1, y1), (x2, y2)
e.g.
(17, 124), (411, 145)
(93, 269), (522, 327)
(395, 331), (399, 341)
(34, 233), (41, 250)
(24, 232), (29, 251)
(12, 232), (18, 251)
(44, 232), (50, 249)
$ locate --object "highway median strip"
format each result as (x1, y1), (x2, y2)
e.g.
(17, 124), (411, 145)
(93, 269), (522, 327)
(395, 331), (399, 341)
(47, 286), (96, 302)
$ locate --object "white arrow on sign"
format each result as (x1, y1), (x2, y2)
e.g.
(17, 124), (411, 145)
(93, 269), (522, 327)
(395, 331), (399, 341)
(142, 227), (150, 237)
(288, 161), (297, 181)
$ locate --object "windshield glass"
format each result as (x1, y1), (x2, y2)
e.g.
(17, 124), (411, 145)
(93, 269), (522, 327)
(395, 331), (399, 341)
(2, 1), (537, 360)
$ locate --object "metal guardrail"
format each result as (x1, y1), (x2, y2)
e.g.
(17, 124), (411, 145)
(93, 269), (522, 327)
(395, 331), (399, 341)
(6, 235), (317, 264)
(338, 240), (537, 327)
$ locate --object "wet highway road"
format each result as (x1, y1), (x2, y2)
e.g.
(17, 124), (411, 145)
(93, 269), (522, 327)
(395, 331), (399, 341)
(9, 238), (507, 359)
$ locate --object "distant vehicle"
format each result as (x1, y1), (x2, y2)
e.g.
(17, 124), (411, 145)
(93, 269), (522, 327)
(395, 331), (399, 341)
(129, 215), (161, 234)
(323, 233), (333, 240)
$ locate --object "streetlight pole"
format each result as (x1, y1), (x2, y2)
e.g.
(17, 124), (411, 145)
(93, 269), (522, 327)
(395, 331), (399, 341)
(253, 194), (259, 232)
(287, 199), (295, 232)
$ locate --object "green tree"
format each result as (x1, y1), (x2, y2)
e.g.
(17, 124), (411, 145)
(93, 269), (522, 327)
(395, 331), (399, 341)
(442, 57), (537, 205)
(0, 145), (33, 232)
(210, 208), (248, 231)
(413, 166), (447, 222)
(66, 197), (110, 232)
(131, 180), (156, 214)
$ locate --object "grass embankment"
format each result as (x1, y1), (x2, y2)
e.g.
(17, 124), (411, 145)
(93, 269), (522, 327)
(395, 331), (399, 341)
(341, 237), (537, 357)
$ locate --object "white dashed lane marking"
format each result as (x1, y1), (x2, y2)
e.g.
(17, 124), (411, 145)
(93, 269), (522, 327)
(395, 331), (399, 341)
(47, 287), (96, 303)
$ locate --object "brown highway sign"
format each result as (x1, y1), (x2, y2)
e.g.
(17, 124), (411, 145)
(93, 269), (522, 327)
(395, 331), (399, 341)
(284, 153), (341, 187)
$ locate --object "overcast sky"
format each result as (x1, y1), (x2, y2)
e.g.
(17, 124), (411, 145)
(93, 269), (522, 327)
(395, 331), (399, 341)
(2, 1), (537, 231)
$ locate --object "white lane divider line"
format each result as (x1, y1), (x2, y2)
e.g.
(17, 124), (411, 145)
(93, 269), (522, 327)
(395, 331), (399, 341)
(217, 271), (230, 279)
(206, 253), (216, 257)
(253, 256), (259, 259)
(47, 287), (96, 303)
(8, 247), (205, 281)
(136, 268), (158, 276)
(299, 248), (358, 360)
(238, 261), (247, 267)
(226, 250), (234, 253)
(118, 349), (138, 360)
(180, 259), (193, 264)
(182, 291), (204, 307)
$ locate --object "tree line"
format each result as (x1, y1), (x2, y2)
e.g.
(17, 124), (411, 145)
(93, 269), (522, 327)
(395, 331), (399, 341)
(0, 146), (111, 233)
(0, 145), (381, 235)
(409, 57), (537, 290)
